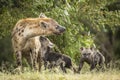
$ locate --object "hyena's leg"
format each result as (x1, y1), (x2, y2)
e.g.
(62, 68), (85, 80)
(25, 51), (33, 69)
(90, 63), (96, 71)
(60, 62), (67, 73)
(77, 61), (84, 73)
(94, 61), (99, 71)
(30, 51), (33, 69)
(98, 62), (105, 71)
(37, 52), (42, 71)
(48, 62), (53, 69)
(70, 66), (77, 73)
(33, 49), (38, 71)
(15, 51), (22, 70)
(41, 57), (47, 70)
(30, 49), (37, 70)
(43, 60), (48, 70)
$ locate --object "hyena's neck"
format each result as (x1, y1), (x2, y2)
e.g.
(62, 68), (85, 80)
(13, 18), (47, 39)
(23, 25), (46, 39)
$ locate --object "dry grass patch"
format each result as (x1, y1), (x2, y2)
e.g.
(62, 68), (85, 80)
(0, 69), (120, 80)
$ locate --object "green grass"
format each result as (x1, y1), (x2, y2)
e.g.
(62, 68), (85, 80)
(0, 69), (120, 80)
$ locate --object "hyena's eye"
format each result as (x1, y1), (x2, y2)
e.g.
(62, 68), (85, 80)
(83, 53), (86, 56)
(55, 25), (60, 29)
(88, 53), (91, 55)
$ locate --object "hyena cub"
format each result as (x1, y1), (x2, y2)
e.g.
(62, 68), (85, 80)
(40, 37), (76, 73)
(11, 13), (66, 71)
(77, 47), (105, 73)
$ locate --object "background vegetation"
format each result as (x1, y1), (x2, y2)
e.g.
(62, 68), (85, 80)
(0, 0), (120, 70)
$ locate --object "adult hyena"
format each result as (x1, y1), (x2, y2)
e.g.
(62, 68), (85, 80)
(77, 47), (105, 73)
(11, 13), (66, 71)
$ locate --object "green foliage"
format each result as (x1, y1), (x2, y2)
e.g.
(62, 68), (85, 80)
(0, 0), (120, 66)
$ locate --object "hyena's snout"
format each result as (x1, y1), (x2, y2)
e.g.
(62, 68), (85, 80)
(56, 25), (66, 34)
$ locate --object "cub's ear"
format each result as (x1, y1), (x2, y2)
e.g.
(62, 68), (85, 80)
(40, 21), (48, 28)
(80, 47), (84, 51)
(40, 36), (47, 41)
(39, 13), (47, 18)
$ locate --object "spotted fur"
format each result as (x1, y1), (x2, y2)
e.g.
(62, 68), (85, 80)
(12, 13), (66, 71)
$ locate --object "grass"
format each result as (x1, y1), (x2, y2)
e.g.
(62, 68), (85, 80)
(0, 68), (120, 80)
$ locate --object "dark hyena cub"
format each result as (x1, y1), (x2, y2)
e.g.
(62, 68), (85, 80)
(44, 49), (76, 73)
(40, 37), (76, 73)
(77, 47), (105, 73)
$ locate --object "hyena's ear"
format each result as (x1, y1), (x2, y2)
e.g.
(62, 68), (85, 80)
(39, 13), (47, 18)
(40, 36), (47, 42)
(40, 21), (49, 28)
(48, 40), (54, 48)
(80, 47), (84, 51)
